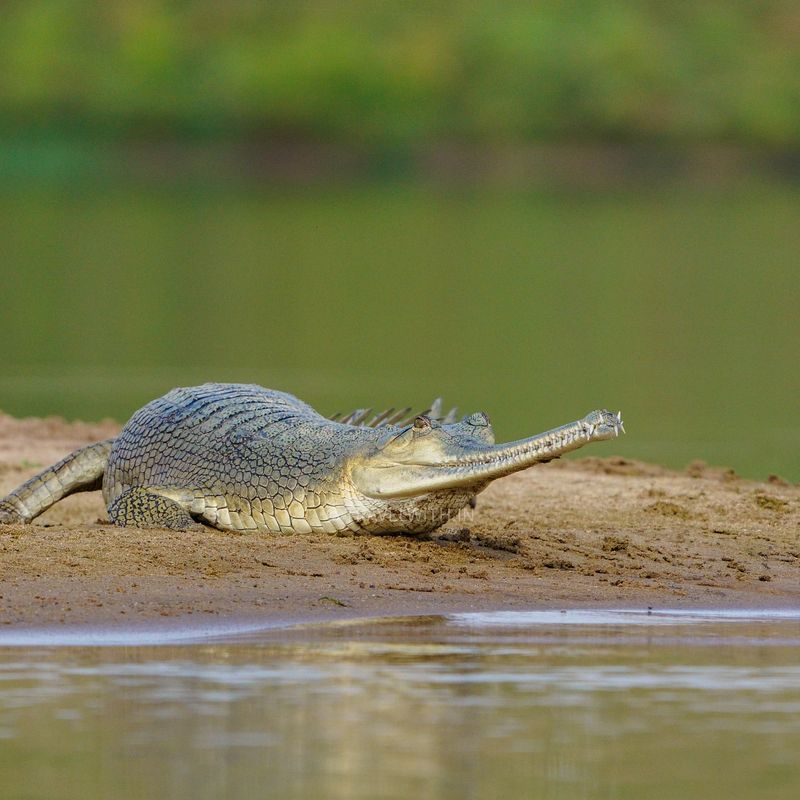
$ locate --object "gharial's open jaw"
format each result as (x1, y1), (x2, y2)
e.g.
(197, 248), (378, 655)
(353, 409), (625, 498)
(436, 409), (624, 468)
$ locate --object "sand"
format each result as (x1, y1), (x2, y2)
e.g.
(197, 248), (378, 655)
(0, 412), (797, 629)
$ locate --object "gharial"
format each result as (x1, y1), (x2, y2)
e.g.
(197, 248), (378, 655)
(0, 383), (624, 535)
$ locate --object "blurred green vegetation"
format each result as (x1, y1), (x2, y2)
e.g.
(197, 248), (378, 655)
(1, 0), (799, 148)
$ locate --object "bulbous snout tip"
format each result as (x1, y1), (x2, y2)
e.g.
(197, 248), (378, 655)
(581, 409), (625, 440)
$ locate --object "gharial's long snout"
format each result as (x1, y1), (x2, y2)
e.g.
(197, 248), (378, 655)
(352, 409), (624, 499)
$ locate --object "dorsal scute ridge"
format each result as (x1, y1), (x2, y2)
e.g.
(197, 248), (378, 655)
(330, 398), (459, 428)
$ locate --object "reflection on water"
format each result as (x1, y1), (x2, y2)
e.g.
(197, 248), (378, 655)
(1, 611), (799, 799)
(2, 185), (799, 479)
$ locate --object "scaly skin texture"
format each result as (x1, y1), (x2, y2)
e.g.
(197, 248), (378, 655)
(0, 383), (624, 534)
(0, 440), (113, 524)
(104, 384), (476, 534)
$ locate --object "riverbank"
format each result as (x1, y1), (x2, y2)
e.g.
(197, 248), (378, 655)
(4, 139), (799, 189)
(0, 412), (797, 629)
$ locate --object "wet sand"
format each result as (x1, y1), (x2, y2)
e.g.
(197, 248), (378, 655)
(0, 412), (798, 629)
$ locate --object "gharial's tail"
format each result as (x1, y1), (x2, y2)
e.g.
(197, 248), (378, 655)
(0, 439), (115, 524)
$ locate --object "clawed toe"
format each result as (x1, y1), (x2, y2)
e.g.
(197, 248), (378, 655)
(0, 500), (23, 525)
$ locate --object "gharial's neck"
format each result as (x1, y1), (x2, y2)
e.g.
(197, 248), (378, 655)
(337, 484), (480, 535)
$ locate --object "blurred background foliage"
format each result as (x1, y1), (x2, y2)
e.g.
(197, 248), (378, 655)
(1, 0), (799, 147)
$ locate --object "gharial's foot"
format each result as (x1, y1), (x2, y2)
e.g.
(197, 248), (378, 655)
(581, 409), (625, 442)
(0, 499), (24, 525)
(108, 487), (206, 531)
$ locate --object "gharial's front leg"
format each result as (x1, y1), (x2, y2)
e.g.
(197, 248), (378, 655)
(108, 487), (205, 531)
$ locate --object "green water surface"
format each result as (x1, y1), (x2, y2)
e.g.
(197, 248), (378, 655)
(2, 184), (798, 479)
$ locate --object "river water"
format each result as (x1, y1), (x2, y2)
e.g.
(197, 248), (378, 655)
(2, 184), (799, 480)
(1, 609), (799, 799)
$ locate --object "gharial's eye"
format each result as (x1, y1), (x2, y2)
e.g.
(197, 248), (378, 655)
(466, 412), (491, 428)
(412, 415), (433, 432)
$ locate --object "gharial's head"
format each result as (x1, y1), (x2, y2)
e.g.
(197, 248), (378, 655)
(348, 407), (623, 502)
